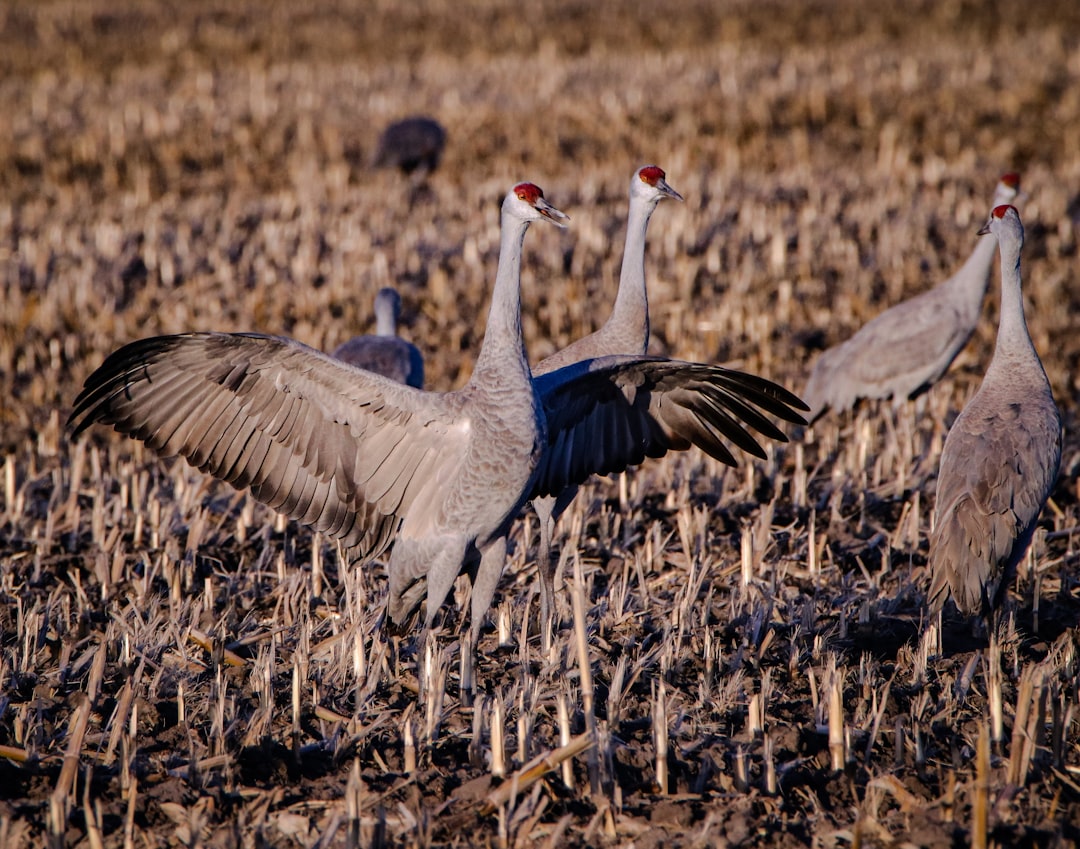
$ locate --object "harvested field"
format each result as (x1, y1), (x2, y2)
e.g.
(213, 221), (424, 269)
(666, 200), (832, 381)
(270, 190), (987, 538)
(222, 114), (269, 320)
(3, 1), (1080, 846)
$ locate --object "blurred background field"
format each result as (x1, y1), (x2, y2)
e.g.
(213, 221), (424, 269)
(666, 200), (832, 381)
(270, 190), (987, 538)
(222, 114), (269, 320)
(2, 1), (1080, 846)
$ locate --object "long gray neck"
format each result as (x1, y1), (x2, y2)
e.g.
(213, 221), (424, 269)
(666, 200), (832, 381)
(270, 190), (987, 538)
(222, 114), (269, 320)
(374, 295), (399, 337)
(471, 211), (532, 385)
(606, 196), (658, 354)
(991, 234), (1037, 364)
(942, 185), (1018, 313)
(941, 231), (997, 316)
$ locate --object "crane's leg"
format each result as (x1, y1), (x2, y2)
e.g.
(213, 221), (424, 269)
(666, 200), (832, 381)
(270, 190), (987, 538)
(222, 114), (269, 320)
(536, 487), (581, 655)
(388, 535), (468, 708)
(463, 536), (508, 705)
(533, 497), (557, 655)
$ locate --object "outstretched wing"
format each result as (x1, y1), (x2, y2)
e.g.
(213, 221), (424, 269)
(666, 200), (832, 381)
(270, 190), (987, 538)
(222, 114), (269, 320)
(530, 355), (807, 499)
(69, 332), (469, 562)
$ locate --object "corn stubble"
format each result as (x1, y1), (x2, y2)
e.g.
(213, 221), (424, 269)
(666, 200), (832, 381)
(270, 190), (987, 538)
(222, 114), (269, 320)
(2, 0), (1080, 846)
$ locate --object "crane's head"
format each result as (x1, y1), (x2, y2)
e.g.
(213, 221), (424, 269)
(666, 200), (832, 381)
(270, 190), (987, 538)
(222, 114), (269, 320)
(993, 172), (1022, 207)
(978, 204), (1022, 238)
(634, 165), (684, 203)
(506, 183), (569, 228)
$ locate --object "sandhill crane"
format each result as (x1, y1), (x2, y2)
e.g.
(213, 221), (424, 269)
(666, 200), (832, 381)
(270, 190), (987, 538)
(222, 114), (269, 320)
(927, 205), (1061, 623)
(802, 173), (1021, 421)
(70, 183), (564, 688)
(331, 286), (424, 388)
(373, 116), (446, 177)
(69, 182), (807, 696)
(530, 164), (683, 646)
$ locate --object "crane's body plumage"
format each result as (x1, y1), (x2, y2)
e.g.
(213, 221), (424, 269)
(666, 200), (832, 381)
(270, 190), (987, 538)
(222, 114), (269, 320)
(332, 287), (424, 389)
(69, 180), (808, 692)
(373, 116), (446, 176)
(72, 184), (563, 639)
(529, 166), (683, 640)
(803, 174), (1021, 420)
(928, 204), (1062, 619)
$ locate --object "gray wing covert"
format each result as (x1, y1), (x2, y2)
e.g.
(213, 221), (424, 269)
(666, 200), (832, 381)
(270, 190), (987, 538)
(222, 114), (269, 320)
(845, 295), (967, 388)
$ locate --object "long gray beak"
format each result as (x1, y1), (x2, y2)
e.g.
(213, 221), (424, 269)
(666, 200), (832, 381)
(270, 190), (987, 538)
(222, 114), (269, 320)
(658, 177), (684, 202)
(537, 198), (570, 228)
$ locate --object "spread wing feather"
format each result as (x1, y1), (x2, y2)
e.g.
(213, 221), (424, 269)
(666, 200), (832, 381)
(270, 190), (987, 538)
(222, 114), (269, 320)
(531, 355), (807, 499)
(69, 332), (470, 563)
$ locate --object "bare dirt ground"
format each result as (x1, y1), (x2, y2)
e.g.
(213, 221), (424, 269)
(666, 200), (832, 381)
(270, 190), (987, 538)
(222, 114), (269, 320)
(2, 1), (1080, 846)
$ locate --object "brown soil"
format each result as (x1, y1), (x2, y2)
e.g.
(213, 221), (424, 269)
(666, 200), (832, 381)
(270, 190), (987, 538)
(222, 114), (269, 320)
(2, 1), (1080, 846)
